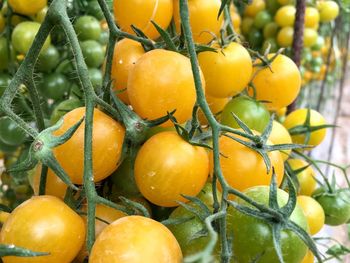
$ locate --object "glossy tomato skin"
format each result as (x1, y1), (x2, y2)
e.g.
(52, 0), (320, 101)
(210, 132), (284, 193)
(80, 40), (105, 68)
(275, 5), (295, 27)
(36, 45), (60, 73)
(8, 0), (47, 16)
(0, 195), (85, 263)
(0, 116), (27, 146)
(89, 216), (183, 263)
(277, 26), (294, 47)
(198, 42), (252, 98)
(249, 54), (301, 111)
(53, 107), (125, 184)
(135, 132), (209, 207)
(114, 0), (173, 40)
(269, 120), (292, 161)
(39, 73), (70, 100)
(228, 186), (308, 263)
(314, 190), (350, 226)
(0, 73), (11, 97)
(301, 250), (314, 263)
(283, 108), (327, 146)
(174, 0), (223, 44)
(11, 22), (51, 55)
(304, 7), (319, 28)
(74, 15), (101, 41)
(297, 195), (325, 235)
(287, 159), (316, 196)
(303, 28), (318, 47)
(244, 0), (266, 17)
(221, 96), (270, 133)
(128, 49), (202, 127)
(317, 1), (339, 22)
(111, 39), (145, 104)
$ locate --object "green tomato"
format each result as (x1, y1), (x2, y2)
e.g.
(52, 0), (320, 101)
(314, 189), (350, 226)
(262, 38), (279, 53)
(254, 11), (272, 29)
(0, 116), (27, 146)
(39, 73), (69, 100)
(228, 186), (308, 263)
(263, 22), (279, 39)
(221, 96), (270, 133)
(74, 15), (102, 41)
(11, 21), (51, 55)
(266, 0), (281, 14)
(50, 98), (83, 124)
(241, 17), (254, 36)
(0, 139), (18, 153)
(85, 0), (105, 20)
(36, 45), (60, 73)
(248, 27), (264, 49)
(80, 40), (105, 68)
(88, 68), (103, 91)
(99, 30), (109, 45)
(0, 73), (11, 97)
(311, 36), (325, 51)
(0, 37), (15, 71)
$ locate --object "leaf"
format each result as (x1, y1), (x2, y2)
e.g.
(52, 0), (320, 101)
(0, 244), (48, 258)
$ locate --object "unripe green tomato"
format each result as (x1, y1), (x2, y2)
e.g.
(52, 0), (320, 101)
(88, 68), (103, 91)
(0, 116), (27, 146)
(0, 139), (18, 153)
(254, 11), (272, 29)
(80, 40), (105, 68)
(39, 73), (70, 100)
(262, 38), (279, 53)
(263, 22), (279, 39)
(266, 0), (281, 14)
(311, 56), (323, 68)
(36, 45), (60, 73)
(241, 17), (255, 36)
(11, 21), (51, 55)
(277, 26), (293, 47)
(303, 28), (318, 47)
(0, 73), (11, 97)
(0, 37), (15, 71)
(311, 36), (325, 51)
(99, 30), (109, 45)
(221, 96), (270, 133)
(248, 27), (264, 48)
(74, 15), (102, 41)
(302, 48), (313, 63)
(86, 0), (106, 20)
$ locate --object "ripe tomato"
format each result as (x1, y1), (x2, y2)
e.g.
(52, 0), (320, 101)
(80, 40), (105, 68)
(277, 26), (293, 47)
(287, 159), (317, 196)
(317, 1), (339, 22)
(74, 15), (102, 41)
(0, 195), (85, 263)
(128, 49), (202, 127)
(254, 10), (272, 29)
(244, 0), (266, 17)
(32, 165), (67, 199)
(0, 116), (27, 146)
(228, 186), (308, 263)
(303, 28), (318, 47)
(283, 108), (327, 147)
(198, 95), (229, 124)
(89, 216), (183, 263)
(8, 0), (47, 16)
(314, 189), (350, 226)
(210, 132), (284, 193)
(36, 45), (60, 73)
(269, 120), (292, 161)
(301, 250), (314, 263)
(297, 195), (325, 235)
(111, 39), (145, 104)
(38, 73), (70, 100)
(277, 0), (294, 5)
(221, 96), (270, 133)
(304, 7), (320, 28)
(114, 0), (173, 40)
(11, 22), (51, 55)
(274, 5), (296, 27)
(174, 0), (223, 44)
(53, 107), (125, 184)
(135, 131), (209, 207)
(198, 42), (252, 98)
(249, 54), (301, 111)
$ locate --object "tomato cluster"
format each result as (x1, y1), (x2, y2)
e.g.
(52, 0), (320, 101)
(0, 0), (349, 263)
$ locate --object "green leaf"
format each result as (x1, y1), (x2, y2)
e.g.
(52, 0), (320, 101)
(0, 244), (48, 258)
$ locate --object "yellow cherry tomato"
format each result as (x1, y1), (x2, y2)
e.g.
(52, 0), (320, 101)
(244, 0), (266, 17)
(249, 54), (301, 111)
(275, 5), (296, 27)
(317, 1), (339, 22)
(53, 107), (125, 184)
(276, 107), (287, 118)
(283, 108), (327, 147)
(304, 28), (318, 47)
(301, 250), (314, 263)
(113, 0), (173, 40)
(0, 211), (10, 224)
(198, 95), (229, 124)
(297, 195), (325, 235)
(277, 26), (294, 47)
(287, 159), (317, 196)
(304, 7), (320, 28)
(8, 0), (47, 16)
(173, 0), (223, 44)
(269, 120), (292, 161)
(0, 196), (85, 263)
(198, 42), (252, 98)
(128, 49), (203, 127)
(111, 39), (145, 104)
(210, 132), (284, 193)
(89, 216), (183, 263)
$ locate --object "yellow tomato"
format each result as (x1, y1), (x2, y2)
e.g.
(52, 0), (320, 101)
(297, 195), (325, 235)
(275, 5), (296, 27)
(301, 250), (314, 263)
(276, 107), (287, 118)
(249, 54), (301, 111)
(305, 7), (320, 28)
(198, 95), (229, 124)
(317, 1), (339, 22)
(89, 216), (183, 263)
(198, 42), (252, 98)
(287, 159), (317, 196)
(8, 0), (47, 16)
(304, 28), (318, 47)
(269, 120), (292, 161)
(53, 107), (125, 184)
(231, 10), (242, 31)
(244, 0), (266, 17)
(111, 39), (145, 104)
(277, 27), (294, 47)
(283, 108), (327, 147)
(113, 0), (173, 40)
(173, 0), (223, 44)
